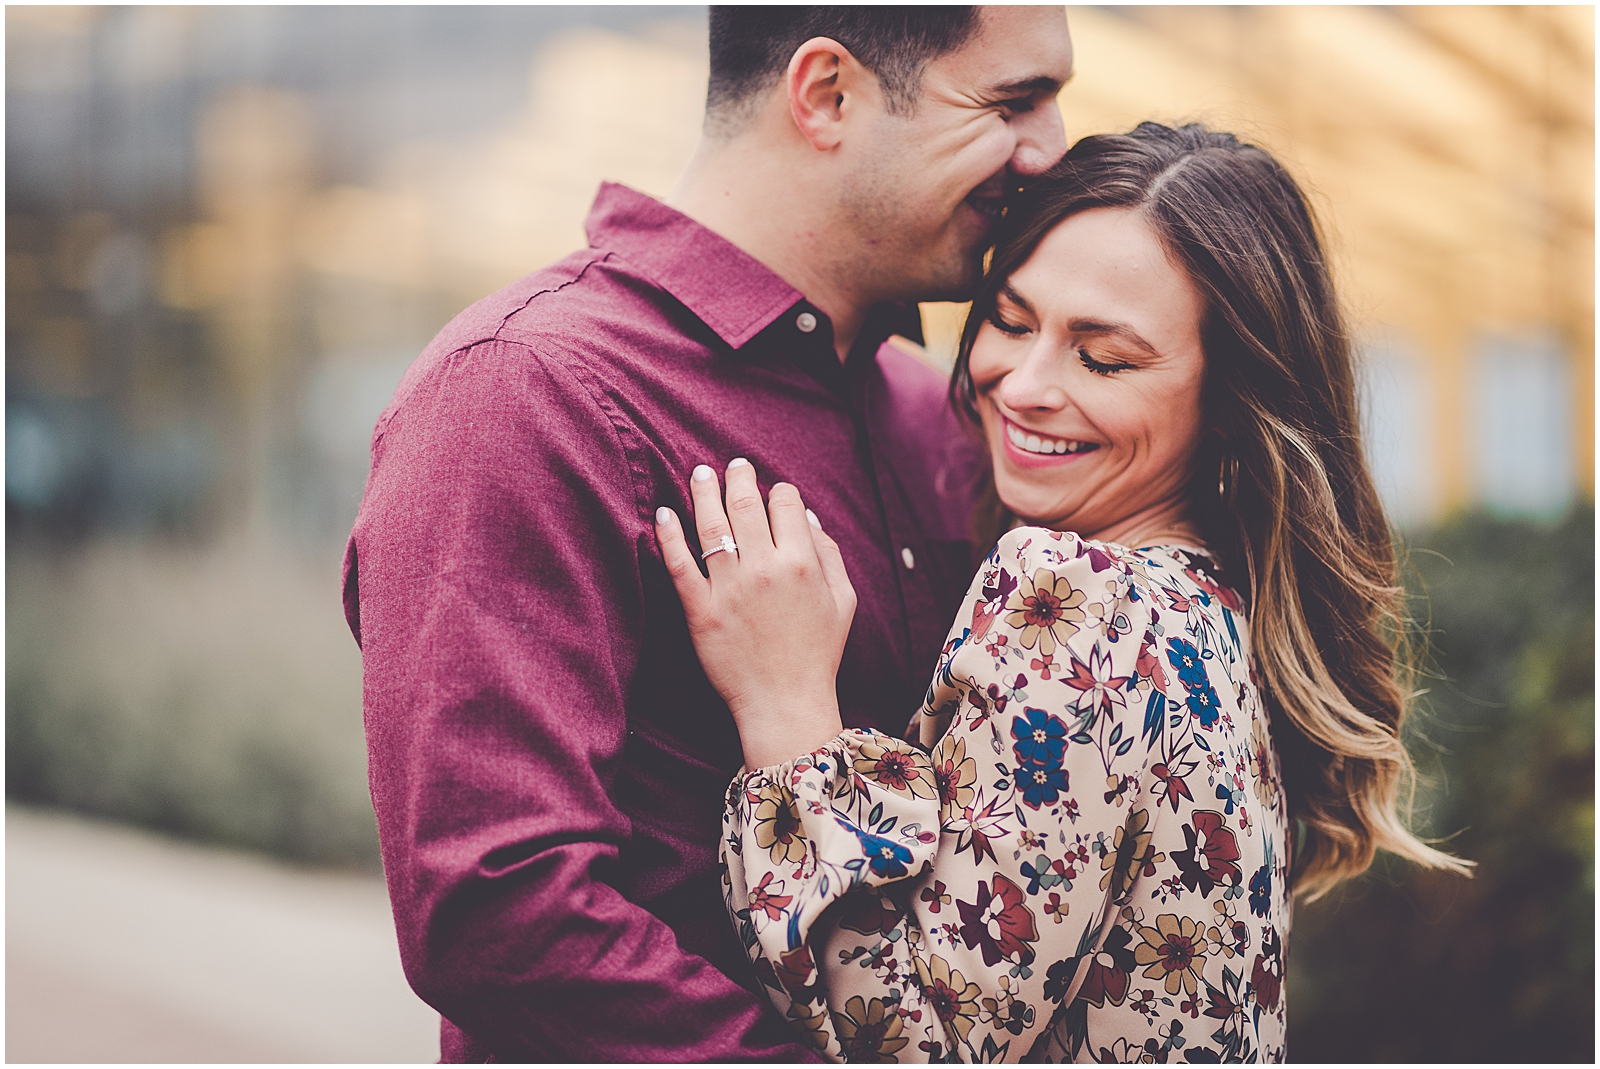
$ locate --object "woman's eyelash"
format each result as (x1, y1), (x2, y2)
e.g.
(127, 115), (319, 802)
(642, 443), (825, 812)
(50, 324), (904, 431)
(987, 311), (1031, 336)
(1078, 348), (1134, 375)
(983, 313), (1135, 372)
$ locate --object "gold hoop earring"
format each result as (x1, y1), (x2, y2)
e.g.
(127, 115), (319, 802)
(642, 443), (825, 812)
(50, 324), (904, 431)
(1217, 452), (1237, 504)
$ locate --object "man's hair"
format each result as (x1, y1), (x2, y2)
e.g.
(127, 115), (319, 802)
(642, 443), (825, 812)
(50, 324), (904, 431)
(706, 6), (980, 132)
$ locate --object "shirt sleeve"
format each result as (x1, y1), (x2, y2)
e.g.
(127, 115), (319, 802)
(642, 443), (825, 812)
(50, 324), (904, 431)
(721, 525), (1169, 1063)
(350, 337), (817, 1061)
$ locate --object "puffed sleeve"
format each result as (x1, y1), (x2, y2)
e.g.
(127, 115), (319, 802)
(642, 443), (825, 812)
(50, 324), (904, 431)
(721, 729), (946, 1061)
(722, 526), (1177, 1062)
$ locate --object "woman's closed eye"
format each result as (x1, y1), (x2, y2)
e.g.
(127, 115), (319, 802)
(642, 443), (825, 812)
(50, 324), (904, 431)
(1078, 348), (1136, 375)
(988, 309), (1033, 336)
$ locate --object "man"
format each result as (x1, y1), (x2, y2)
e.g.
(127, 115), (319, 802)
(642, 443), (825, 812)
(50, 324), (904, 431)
(344, 7), (1072, 1061)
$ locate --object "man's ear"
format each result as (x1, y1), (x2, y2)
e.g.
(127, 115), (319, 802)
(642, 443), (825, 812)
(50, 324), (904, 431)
(786, 36), (874, 152)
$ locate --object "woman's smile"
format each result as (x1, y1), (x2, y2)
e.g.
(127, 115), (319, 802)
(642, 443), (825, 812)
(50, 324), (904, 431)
(998, 416), (1101, 467)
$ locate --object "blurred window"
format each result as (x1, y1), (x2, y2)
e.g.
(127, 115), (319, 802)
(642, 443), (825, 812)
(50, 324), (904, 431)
(1471, 336), (1575, 520)
(6, 406), (68, 509)
(1359, 342), (1440, 529)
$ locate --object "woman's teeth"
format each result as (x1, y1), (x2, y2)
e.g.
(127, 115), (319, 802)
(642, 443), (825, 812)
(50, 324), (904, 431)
(1007, 424), (1095, 456)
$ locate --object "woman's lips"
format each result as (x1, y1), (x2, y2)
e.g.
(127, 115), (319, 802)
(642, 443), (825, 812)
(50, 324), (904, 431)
(1000, 419), (1100, 468)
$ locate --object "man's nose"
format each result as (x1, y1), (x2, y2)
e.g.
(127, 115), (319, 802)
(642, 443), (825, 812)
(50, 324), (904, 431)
(1009, 97), (1068, 178)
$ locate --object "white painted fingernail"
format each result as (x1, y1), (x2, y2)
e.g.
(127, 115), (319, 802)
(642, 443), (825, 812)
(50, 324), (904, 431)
(655, 507), (673, 525)
(727, 457), (750, 469)
(806, 509), (821, 529)
(692, 464), (714, 482)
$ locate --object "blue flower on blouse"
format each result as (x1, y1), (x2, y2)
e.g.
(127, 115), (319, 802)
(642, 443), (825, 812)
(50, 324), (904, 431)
(1011, 707), (1068, 767)
(1166, 638), (1209, 691)
(1187, 685), (1222, 728)
(1249, 864), (1273, 917)
(1013, 761), (1070, 809)
(853, 828), (914, 879)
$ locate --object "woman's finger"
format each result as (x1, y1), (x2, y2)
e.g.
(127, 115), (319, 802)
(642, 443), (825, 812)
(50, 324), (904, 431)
(652, 508), (710, 617)
(688, 464), (738, 572)
(766, 482), (811, 554)
(807, 510), (858, 618)
(721, 458), (774, 564)
(654, 506), (712, 618)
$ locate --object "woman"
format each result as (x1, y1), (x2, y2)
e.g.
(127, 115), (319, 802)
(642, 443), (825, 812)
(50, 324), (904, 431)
(653, 123), (1468, 1063)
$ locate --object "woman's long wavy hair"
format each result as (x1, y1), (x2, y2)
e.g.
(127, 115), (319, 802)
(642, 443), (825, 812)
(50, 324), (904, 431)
(951, 122), (1471, 898)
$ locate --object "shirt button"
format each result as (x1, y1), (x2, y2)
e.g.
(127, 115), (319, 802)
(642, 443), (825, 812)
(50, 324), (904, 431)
(901, 546), (916, 570)
(795, 311), (818, 333)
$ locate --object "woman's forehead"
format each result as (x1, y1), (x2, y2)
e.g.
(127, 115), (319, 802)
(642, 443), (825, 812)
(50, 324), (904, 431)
(1015, 212), (1197, 310)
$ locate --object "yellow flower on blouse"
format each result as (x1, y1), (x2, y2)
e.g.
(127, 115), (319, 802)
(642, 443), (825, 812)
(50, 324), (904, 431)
(834, 995), (909, 1062)
(852, 737), (937, 799)
(1004, 568), (1086, 656)
(930, 735), (978, 820)
(1134, 914), (1212, 996)
(1249, 716), (1280, 811)
(784, 1000), (833, 1055)
(1101, 807), (1164, 903)
(752, 783), (807, 866)
(913, 953), (982, 1043)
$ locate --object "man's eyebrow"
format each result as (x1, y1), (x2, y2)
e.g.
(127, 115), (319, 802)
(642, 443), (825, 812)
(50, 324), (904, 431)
(1067, 318), (1161, 357)
(982, 74), (1065, 99)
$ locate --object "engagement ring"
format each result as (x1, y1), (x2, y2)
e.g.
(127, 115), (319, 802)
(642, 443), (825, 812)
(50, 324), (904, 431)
(701, 535), (738, 560)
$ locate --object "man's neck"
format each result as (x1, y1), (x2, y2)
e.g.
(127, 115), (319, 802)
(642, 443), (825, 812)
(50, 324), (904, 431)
(667, 133), (873, 363)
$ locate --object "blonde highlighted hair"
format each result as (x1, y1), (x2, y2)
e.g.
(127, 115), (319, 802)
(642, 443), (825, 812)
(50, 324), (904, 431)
(953, 123), (1472, 897)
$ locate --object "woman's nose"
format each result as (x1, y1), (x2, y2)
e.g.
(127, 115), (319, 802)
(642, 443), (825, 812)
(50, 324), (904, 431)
(995, 350), (1070, 412)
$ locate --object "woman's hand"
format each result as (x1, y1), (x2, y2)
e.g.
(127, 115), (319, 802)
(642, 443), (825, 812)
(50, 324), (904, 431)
(654, 458), (855, 769)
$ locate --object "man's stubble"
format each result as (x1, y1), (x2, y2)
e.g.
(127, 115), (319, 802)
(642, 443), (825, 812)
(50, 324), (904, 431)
(834, 155), (988, 309)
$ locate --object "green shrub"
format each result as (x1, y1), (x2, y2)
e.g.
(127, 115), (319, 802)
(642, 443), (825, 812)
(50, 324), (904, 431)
(1288, 505), (1594, 1061)
(4, 539), (379, 869)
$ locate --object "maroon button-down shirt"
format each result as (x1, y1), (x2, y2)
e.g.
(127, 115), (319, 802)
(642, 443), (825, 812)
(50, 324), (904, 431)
(344, 183), (985, 1062)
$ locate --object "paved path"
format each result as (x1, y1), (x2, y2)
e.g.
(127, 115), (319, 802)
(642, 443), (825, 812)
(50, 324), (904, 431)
(7, 804), (439, 1062)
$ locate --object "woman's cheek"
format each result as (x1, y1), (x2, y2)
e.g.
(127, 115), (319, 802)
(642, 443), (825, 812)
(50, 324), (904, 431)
(967, 352), (1000, 393)
(967, 323), (1020, 387)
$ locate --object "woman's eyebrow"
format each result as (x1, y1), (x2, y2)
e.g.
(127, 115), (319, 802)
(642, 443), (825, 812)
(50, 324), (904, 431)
(1067, 318), (1161, 358)
(997, 282), (1036, 315)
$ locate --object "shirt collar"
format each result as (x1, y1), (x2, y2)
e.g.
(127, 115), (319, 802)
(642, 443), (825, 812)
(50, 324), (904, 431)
(584, 182), (804, 350)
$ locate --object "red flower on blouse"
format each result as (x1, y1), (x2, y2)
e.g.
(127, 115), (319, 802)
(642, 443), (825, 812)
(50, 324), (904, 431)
(1079, 925), (1137, 1008)
(1152, 762), (1195, 812)
(956, 874), (1039, 966)
(1175, 810), (1243, 895)
(775, 943), (818, 998)
(746, 871), (792, 921)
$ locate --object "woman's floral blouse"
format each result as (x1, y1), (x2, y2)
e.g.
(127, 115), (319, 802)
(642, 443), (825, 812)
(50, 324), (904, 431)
(722, 527), (1291, 1063)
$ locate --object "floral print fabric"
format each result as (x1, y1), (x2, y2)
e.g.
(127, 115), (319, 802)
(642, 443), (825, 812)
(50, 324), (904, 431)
(721, 527), (1291, 1062)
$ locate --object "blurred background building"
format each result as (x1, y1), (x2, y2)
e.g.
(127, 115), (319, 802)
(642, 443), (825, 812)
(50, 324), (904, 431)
(6, 6), (1593, 1063)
